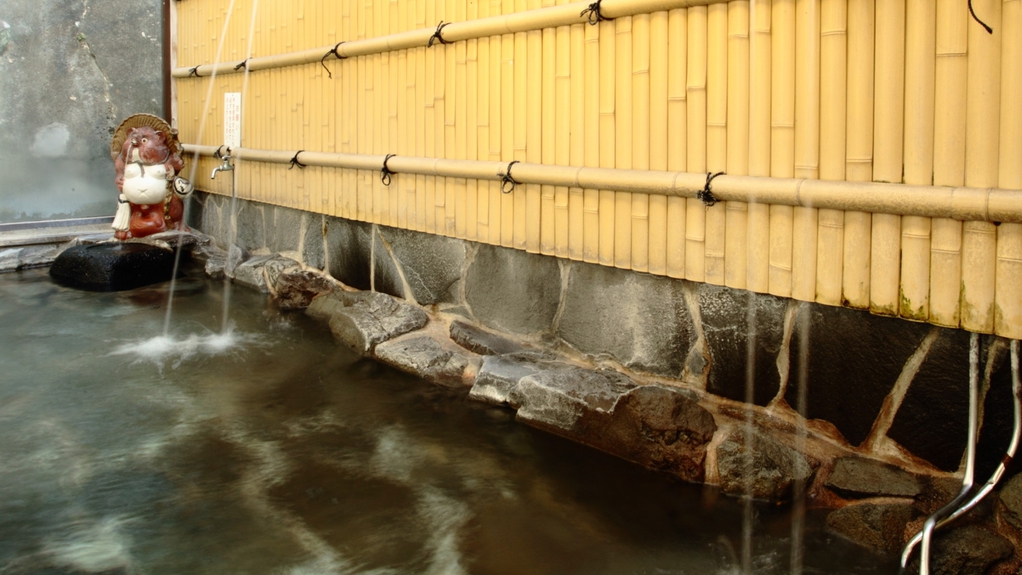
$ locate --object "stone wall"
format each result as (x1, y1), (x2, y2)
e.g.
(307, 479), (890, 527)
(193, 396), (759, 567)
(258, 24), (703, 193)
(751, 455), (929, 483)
(0, 0), (164, 223)
(195, 192), (1019, 480)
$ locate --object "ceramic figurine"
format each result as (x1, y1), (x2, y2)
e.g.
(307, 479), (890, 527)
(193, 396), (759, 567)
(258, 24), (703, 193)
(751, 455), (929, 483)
(110, 114), (194, 240)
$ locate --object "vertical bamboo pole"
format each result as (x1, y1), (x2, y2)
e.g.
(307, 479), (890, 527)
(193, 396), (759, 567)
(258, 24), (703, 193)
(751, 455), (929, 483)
(598, 17), (616, 267)
(632, 13), (651, 273)
(465, 0), (479, 241)
(997, 0), (1022, 339)
(475, 0), (489, 241)
(649, 10), (669, 276)
(423, 0), (437, 232)
(685, 6), (707, 282)
(540, 9), (557, 255)
(442, 0), (457, 236)
(568, 17), (585, 261)
(525, 0), (542, 252)
(842, 0), (873, 309)
(513, 0), (529, 248)
(791, 0), (819, 302)
(501, 0), (516, 247)
(725, 1), (749, 290)
(928, 0), (966, 327)
(614, 15), (633, 269)
(583, 20), (601, 263)
(555, 10), (572, 259)
(747, 0), (771, 294)
(490, 0), (506, 245)
(870, 0), (904, 315)
(704, 3), (727, 285)
(769, 0), (794, 298)
(961, 0), (1001, 333)
(816, 0), (845, 306)
(665, 8), (688, 279)
(454, 0), (469, 239)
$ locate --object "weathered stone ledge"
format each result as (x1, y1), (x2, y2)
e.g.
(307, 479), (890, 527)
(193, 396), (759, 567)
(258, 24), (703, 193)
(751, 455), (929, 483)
(174, 235), (1022, 571)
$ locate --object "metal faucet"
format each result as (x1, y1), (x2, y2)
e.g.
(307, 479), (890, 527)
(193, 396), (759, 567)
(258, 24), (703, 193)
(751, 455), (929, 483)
(211, 151), (234, 179)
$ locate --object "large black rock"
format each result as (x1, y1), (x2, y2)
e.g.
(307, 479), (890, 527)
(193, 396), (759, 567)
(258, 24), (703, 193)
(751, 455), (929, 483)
(49, 243), (179, 291)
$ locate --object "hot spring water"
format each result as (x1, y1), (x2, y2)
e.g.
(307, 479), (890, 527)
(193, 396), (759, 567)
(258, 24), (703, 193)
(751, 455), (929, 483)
(0, 266), (897, 574)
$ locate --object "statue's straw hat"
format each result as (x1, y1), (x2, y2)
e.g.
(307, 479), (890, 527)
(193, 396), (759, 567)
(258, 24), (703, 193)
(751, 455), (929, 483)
(109, 113), (181, 160)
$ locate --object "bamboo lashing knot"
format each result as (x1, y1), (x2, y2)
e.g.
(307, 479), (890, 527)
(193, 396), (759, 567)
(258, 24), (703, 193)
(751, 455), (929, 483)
(968, 0), (993, 34)
(428, 21), (452, 47)
(698, 172), (724, 207)
(580, 0), (611, 25)
(213, 145), (226, 160)
(381, 154), (397, 186)
(289, 151), (307, 170)
(320, 41), (348, 78)
(233, 59), (248, 71)
(499, 161), (521, 194)
(188, 66), (201, 77)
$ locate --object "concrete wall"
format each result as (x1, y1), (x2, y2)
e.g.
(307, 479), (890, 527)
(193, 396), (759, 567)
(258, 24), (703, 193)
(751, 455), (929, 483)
(0, 0), (164, 223)
(195, 192), (1020, 478)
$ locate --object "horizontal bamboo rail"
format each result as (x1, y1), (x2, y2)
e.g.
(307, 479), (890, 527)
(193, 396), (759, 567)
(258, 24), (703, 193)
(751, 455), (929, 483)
(171, 0), (732, 78)
(184, 144), (1022, 223)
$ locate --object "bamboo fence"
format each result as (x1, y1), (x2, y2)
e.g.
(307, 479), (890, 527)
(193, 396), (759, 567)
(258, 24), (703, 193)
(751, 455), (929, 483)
(173, 0), (1022, 339)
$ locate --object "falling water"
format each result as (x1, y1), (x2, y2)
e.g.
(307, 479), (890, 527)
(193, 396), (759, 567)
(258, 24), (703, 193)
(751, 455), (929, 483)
(741, 289), (758, 575)
(162, 0), (241, 337)
(789, 302), (811, 575)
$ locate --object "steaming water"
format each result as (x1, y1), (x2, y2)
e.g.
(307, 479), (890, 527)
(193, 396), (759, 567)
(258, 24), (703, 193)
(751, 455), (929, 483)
(0, 267), (898, 575)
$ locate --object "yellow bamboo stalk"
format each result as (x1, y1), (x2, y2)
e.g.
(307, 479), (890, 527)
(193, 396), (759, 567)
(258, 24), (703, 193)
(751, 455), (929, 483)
(746, 0), (770, 293)
(685, 6), (707, 282)
(769, 0), (794, 297)
(555, 15), (572, 259)
(960, 0), (1001, 333)
(466, 0), (479, 241)
(490, 0), (506, 245)
(632, 13), (651, 273)
(816, 0), (845, 305)
(842, 0), (872, 309)
(615, 15), (634, 270)
(665, 8), (687, 279)
(513, 3), (529, 248)
(540, 20), (557, 255)
(442, 0), (458, 236)
(599, 17), (617, 267)
(649, 10), (669, 276)
(455, 18), (469, 239)
(997, 0), (1022, 338)
(500, 10), (515, 247)
(791, 0), (818, 301)
(568, 18), (585, 261)
(704, 2), (727, 285)
(725, 1), (749, 289)
(583, 20), (601, 263)
(475, 0), (490, 240)
(525, 0), (543, 253)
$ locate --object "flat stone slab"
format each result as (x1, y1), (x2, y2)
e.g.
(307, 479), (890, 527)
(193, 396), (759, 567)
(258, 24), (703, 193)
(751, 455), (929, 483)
(509, 366), (638, 430)
(826, 500), (915, 557)
(468, 355), (546, 405)
(450, 320), (523, 356)
(306, 290), (429, 355)
(49, 242), (178, 291)
(374, 333), (479, 387)
(825, 456), (921, 499)
(716, 428), (814, 501)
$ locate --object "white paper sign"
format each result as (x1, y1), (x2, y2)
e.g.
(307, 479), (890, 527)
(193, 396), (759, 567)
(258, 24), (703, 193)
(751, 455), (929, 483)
(224, 92), (242, 149)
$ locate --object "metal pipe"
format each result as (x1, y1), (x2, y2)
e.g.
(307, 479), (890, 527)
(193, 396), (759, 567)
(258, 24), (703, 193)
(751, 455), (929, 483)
(901, 339), (1022, 572)
(901, 332), (980, 572)
(182, 144), (1022, 223)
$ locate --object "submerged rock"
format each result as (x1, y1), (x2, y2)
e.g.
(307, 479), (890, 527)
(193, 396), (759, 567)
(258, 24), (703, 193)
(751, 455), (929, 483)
(306, 290), (428, 355)
(49, 242), (177, 291)
(902, 525), (1014, 575)
(825, 456), (922, 499)
(716, 428), (814, 501)
(374, 333), (479, 387)
(825, 500), (915, 556)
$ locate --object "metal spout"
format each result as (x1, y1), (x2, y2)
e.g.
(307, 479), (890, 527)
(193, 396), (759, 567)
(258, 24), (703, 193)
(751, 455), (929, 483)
(211, 153), (234, 179)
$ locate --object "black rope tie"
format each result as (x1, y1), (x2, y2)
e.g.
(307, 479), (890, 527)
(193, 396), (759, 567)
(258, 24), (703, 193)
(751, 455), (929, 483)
(499, 160), (521, 194)
(214, 145), (226, 160)
(580, 0), (611, 25)
(233, 59), (248, 72)
(289, 150), (306, 170)
(698, 171), (724, 207)
(428, 21), (451, 47)
(968, 0), (993, 34)
(381, 154), (397, 186)
(320, 41), (348, 79)
(188, 66), (201, 77)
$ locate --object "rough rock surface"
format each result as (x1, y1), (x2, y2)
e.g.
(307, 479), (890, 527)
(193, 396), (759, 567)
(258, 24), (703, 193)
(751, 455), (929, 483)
(902, 525), (1014, 575)
(825, 456), (922, 499)
(273, 267), (336, 310)
(825, 500), (915, 556)
(306, 290), (428, 355)
(716, 428), (814, 501)
(374, 333), (479, 387)
(450, 321), (523, 356)
(509, 366), (637, 430)
(48, 242), (175, 291)
(231, 255), (273, 293)
(998, 473), (1022, 531)
(378, 225), (465, 305)
(464, 244), (562, 335)
(468, 355), (545, 405)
